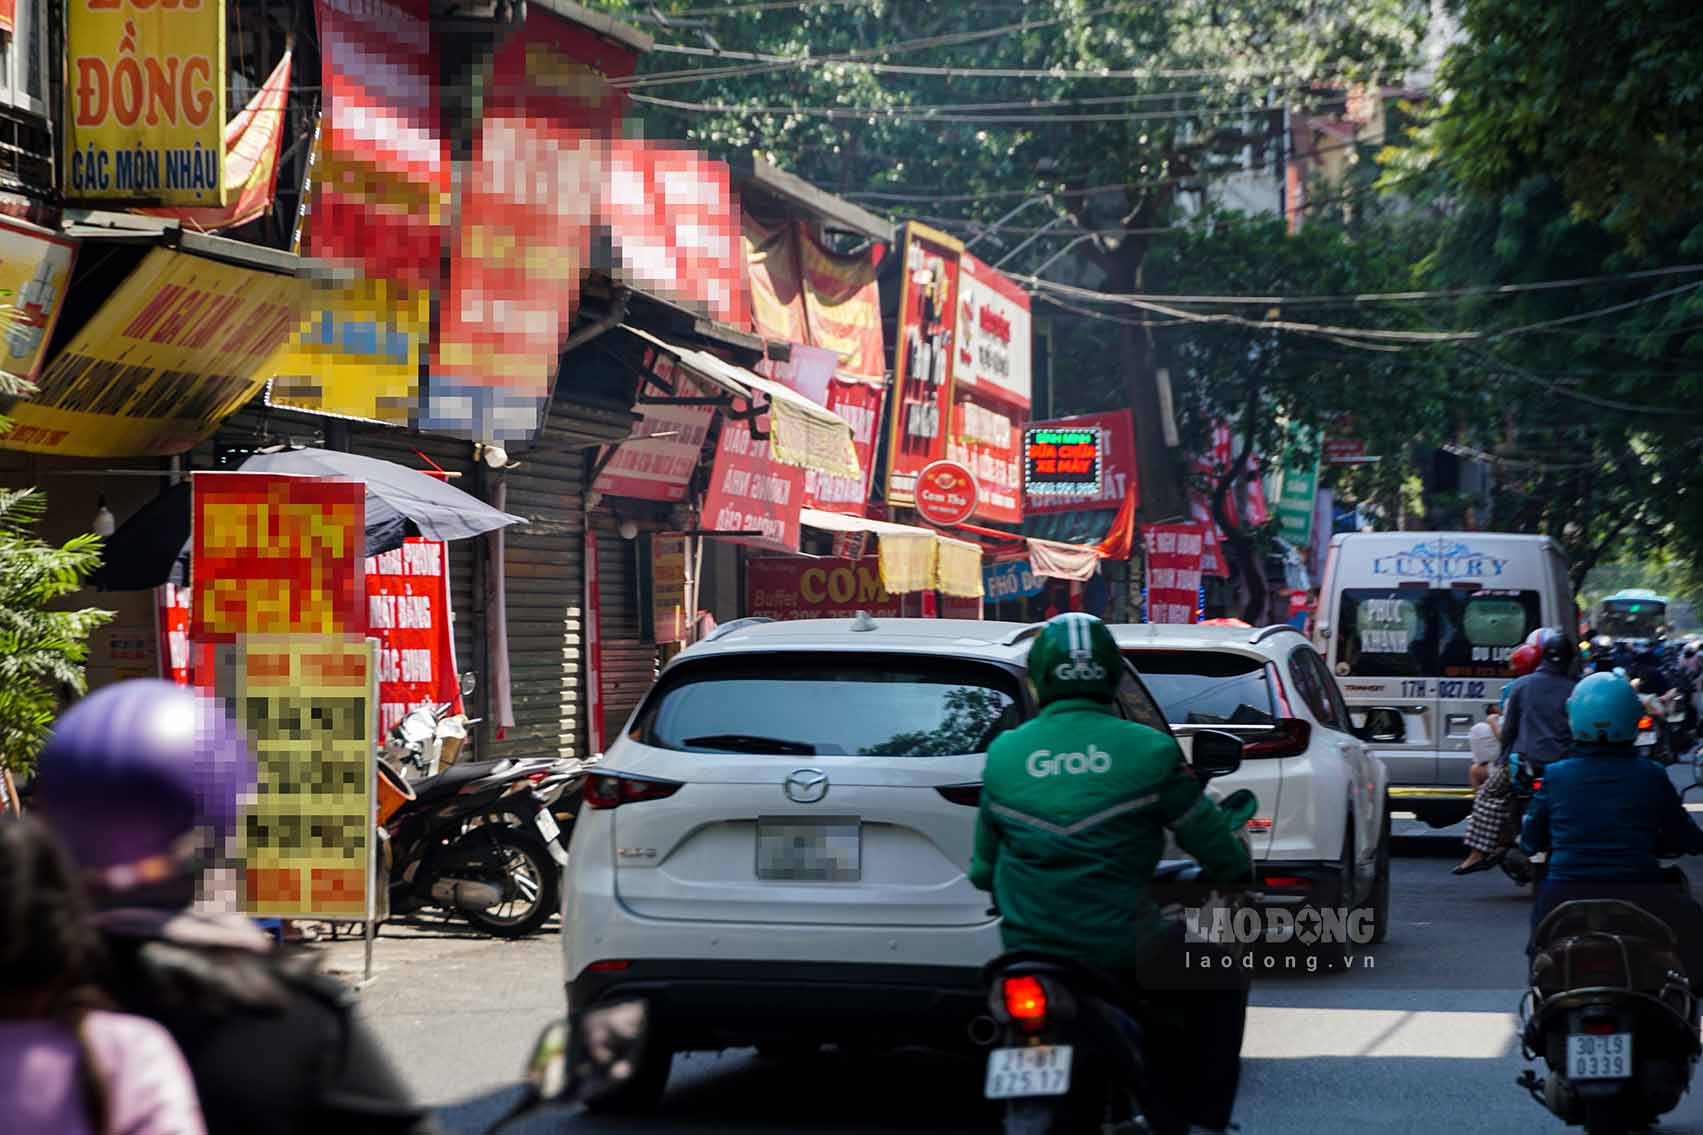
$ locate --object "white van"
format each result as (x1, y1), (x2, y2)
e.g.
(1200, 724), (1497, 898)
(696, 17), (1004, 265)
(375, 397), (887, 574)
(1314, 532), (1575, 827)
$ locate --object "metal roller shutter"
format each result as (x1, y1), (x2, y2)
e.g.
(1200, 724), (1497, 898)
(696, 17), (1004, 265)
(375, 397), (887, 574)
(489, 438), (586, 763)
(594, 516), (656, 743)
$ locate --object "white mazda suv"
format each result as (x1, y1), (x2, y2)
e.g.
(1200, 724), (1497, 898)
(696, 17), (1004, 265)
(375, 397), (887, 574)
(560, 615), (1233, 1108)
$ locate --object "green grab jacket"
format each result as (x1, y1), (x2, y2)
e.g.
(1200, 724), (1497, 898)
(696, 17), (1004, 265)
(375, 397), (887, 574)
(968, 696), (1253, 967)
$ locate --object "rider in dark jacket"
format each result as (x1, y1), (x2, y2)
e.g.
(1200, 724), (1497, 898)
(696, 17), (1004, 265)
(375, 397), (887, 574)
(1521, 671), (1703, 985)
(31, 681), (439, 1135)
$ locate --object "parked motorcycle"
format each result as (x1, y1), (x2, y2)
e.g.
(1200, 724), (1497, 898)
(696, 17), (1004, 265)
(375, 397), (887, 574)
(1518, 894), (1700, 1134)
(978, 778), (1256, 1135)
(384, 701), (480, 780)
(377, 755), (569, 937)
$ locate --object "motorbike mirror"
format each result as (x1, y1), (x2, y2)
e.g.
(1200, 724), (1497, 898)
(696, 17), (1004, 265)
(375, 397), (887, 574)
(1190, 729), (1243, 780)
(1217, 787), (1259, 830)
(490, 1001), (653, 1132)
(461, 671), (478, 696)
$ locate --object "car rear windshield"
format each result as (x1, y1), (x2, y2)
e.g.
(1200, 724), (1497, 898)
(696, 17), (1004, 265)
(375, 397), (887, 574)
(1125, 650), (1276, 726)
(633, 655), (1024, 757)
(1336, 588), (1544, 678)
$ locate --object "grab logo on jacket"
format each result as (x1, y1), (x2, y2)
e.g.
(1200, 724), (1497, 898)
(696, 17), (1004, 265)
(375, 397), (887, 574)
(1027, 744), (1113, 778)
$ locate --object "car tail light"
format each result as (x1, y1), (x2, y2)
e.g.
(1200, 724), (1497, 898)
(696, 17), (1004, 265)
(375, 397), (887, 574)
(1262, 875), (1307, 889)
(935, 783), (982, 807)
(587, 959), (632, 973)
(1002, 975), (1048, 1025)
(1244, 718), (1311, 759)
(1246, 818), (1273, 831)
(582, 771), (683, 810)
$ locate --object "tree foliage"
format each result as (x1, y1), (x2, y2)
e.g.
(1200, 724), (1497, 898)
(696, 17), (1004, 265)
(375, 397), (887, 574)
(0, 486), (112, 773)
(1433, 0), (1703, 242)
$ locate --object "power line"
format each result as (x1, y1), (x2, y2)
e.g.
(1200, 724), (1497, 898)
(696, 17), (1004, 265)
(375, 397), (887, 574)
(630, 91), (1348, 125)
(617, 6), (1141, 89)
(635, 0), (872, 21)
(635, 45), (1421, 85)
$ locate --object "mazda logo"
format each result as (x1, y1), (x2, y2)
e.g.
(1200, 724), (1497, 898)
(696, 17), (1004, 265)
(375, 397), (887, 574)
(784, 768), (829, 804)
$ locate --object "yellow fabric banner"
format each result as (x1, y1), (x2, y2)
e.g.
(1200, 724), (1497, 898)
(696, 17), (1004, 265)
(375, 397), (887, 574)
(934, 536), (986, 599)
(64, 0), (227, 205)
(1, 247), (310, 456)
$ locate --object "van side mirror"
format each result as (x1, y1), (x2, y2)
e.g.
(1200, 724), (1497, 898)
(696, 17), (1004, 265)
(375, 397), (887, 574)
(1359, 707), (1406, 744)
(1190, 729), (1244, 781)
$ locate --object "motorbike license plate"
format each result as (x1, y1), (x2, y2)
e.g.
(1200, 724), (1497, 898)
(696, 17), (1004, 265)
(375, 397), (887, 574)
(755, 817), (861, 881)
(534, 812), (569, 866)
(985, 1045), (1073, 1099)
(1638, 731), (1656, 747)
(1567, 1033), (1633, 1080)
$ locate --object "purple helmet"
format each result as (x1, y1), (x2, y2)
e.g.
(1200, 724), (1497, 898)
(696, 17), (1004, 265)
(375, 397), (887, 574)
(31, 680), (255, 894)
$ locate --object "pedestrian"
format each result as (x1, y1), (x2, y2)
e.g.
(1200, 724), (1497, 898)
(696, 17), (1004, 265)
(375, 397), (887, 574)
(0, 816), (208, 1135)
(30, 679), (439, 1135)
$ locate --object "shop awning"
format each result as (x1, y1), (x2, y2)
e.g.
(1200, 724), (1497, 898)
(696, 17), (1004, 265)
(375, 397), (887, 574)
(621, 326), (861, 480)
(800, 508), (984, 599)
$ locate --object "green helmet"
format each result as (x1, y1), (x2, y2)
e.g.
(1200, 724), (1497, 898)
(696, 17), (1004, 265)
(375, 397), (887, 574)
(1028, 612), (1123, 705)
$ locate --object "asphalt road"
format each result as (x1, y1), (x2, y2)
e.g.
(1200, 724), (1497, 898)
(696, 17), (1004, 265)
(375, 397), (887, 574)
(328, 814), (1703, 1135)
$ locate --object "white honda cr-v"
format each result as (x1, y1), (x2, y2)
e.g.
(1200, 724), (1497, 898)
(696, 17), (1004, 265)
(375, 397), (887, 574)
(559, 614), (1226, 1109)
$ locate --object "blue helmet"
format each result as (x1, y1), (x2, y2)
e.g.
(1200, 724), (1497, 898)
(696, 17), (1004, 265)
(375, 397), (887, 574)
(1567, 671), (1644, 745)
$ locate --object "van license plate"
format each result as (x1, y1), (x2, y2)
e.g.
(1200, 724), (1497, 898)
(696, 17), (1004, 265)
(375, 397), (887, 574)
(985, 1045), (1073, 1099)
(755, 817), (861, 881)
(1567, 1033), (1632, 1080)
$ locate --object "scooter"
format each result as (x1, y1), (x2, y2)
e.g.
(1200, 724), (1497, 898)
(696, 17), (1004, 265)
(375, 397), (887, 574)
(378, 755), (569, 938)
(978, 783), (1257, 1135)
(1518, 894), (1701, 1134)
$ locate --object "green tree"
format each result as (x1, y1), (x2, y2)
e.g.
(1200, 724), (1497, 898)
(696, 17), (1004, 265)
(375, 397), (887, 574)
(1143, 211), (1451, 619)
(0, 388), (112, 773)
(1432, 0), (1703, 243)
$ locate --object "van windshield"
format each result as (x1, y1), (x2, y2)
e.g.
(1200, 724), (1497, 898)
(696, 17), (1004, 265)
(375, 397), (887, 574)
(1336, 588), (1543, 678)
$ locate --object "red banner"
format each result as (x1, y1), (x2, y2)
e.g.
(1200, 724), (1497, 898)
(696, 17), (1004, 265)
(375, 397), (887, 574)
(798, 225), (885, 382)
(425, 8), (634, 439)
(592, 353), (717, 502)
(746, 556), (981, 621)
(701, 414), (804, 552)
(365, 538), (461, 734)
(191, 473), (365, 643)
(608, 142), (747, 327)
(156, 583), (190, 685)
(312, 0), (448, 290)
(1145, 524), (1206, 625)
(886, 223), (963, 505)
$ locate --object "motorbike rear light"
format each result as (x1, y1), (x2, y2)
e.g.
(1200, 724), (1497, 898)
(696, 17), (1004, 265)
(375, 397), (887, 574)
(527, 771), (549, 784)
(1243, 718), (1311, 759)
(935, 783), (982, 807)
(582, 771), (683, 810)
(1640, 716), (1655, 731)
(587, 959), (632, 973)
(1581, 1018), (1620, 1035)
(1002, 976), (1048, 1024)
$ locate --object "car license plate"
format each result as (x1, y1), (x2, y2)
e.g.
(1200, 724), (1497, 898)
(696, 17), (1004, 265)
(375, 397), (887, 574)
(985, 1045), (1073, 1099)
(1567, 1033), (1633, 1080)
(534, 812), (569, 866)
(755, 817), (860, 881)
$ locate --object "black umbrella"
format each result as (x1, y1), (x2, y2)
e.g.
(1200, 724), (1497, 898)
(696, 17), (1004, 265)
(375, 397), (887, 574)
(90, 449), (526, 592)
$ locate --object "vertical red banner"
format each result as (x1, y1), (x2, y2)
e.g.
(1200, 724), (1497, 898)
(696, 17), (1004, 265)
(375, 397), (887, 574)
(156, 583), (191, 685)
(364, 538), (461, 734)
(1145, 523), (1207, 625)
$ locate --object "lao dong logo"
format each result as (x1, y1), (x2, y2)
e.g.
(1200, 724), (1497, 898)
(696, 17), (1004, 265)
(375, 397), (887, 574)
(1371, 541), (1508, 581)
